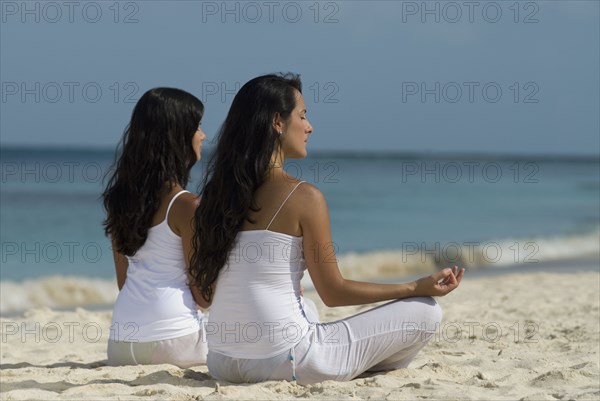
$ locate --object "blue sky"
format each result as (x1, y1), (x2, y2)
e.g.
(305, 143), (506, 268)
(1, 0), (598, 155)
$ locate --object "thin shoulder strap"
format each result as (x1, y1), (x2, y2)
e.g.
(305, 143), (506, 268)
(266, 181), (306, 230)
(166, 190), (190, 219)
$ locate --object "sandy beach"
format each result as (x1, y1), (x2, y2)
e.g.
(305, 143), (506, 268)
(1, 267), (599, 401)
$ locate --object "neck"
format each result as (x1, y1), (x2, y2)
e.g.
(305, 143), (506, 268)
(270, 147), (285, 167)
(266, 149), (286, 180)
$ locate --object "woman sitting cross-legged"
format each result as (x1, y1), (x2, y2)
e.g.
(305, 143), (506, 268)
(190, 73), (465, 384)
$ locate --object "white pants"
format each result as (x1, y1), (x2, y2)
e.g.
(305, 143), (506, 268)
(208, 297), (441, 384)
(107, 327), (208, 368)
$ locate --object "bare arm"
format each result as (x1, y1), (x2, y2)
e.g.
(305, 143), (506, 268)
(111, 239), (128, 290)
(171, 193), (211, 309)
(299, 185), (464, 307)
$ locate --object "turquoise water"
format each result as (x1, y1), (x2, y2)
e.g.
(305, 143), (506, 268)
(1, 147), (599, 281)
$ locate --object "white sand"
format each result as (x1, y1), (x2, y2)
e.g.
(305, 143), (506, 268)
(1, 270), (599, 400)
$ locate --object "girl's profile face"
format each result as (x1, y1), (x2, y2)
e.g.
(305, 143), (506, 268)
(192, 124), (206, 161)
(280, 92), (313, 159)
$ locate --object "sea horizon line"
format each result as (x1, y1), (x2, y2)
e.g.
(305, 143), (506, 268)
(1, 144), (599, 163)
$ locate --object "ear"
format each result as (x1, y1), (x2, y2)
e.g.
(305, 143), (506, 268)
(272, 112), (285, 135)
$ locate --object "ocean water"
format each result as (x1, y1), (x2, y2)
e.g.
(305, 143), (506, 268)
(1, 147), (598, 312)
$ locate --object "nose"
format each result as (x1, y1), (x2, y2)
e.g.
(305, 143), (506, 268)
(307, 120), (313, 134)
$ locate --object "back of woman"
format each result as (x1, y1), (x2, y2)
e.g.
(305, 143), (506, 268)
(111, 188), (199, 341)
(103, 87), (209, 368)
(207, 180), (312, 359)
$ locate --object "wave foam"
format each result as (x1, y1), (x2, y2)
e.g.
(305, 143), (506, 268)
(0, 276), (118, 315)
(336, 229), (600, 281)
(2, 229), (598, 314)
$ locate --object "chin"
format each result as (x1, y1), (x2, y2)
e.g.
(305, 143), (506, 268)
(285, 149), (307, 159)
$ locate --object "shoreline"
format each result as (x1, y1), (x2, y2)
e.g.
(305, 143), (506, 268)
(383, 254), (600, 282)
(1, 255), (598, 318)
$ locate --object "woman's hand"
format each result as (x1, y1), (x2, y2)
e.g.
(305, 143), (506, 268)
(413, 266), (465, 297)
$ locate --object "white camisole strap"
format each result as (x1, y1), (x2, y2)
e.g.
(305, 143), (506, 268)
(265, 181), (306, 231)
(165, 190), (190, 220)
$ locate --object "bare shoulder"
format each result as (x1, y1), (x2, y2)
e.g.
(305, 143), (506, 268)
(169, 192), (200, 232)
(292, 182), (331, 237)
(294, 181), (325, 202)
(290, 181), (327, 212)
(177, 190), (199, 203)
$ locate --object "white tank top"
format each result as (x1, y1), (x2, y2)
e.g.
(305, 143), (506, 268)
(110, 190), (204, 342)
(208, 182), (311, 358)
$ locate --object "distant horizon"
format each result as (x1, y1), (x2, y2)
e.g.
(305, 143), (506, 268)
(1, 142), (598, 162)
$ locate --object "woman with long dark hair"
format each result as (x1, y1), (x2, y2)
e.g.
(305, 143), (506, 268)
(103, 87), (209, 368)
(190, 73), (465, 384)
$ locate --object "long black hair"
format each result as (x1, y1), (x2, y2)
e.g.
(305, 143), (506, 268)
(190, 73), (302, 301)
(102, 87), (204, 256)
